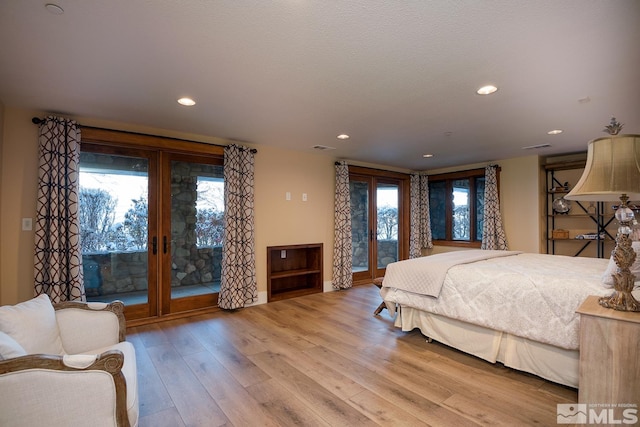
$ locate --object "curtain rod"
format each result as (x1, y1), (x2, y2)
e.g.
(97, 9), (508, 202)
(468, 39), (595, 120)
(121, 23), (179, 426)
(336, 160), (500, 175)
(32, 117), (257, 154)
(32, 116), (67, 125)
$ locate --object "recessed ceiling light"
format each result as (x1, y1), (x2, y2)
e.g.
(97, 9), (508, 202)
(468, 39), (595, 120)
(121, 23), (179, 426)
(177, 97), (196, 106)
(45, 3), (64, 14)
(423, 154), (434, 158)
(547, 129), (563, 135)
(337, 134), (350, 140)
(476, 85), (498, 95)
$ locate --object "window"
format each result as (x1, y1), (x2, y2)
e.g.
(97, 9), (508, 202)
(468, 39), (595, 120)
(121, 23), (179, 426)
(428, 168), (494, 247)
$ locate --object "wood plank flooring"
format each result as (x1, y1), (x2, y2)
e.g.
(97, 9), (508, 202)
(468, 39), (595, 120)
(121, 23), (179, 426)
(127, 284), (577, 426)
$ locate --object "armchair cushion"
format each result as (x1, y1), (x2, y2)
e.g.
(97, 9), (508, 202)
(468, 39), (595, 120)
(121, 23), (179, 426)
(0, 294), (64, 355)
(0, 332), (27, 360)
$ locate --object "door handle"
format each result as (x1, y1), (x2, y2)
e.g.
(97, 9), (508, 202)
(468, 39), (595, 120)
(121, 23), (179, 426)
(152, 236), (157, 255)
(163, 236), (168, 254)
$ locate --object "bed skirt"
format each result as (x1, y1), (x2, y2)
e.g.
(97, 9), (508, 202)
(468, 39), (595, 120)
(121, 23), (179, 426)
(395, 305), (579, 388)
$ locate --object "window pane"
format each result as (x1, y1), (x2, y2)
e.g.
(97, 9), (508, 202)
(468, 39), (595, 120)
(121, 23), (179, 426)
(429, 181), (446, 239)
(350, 180), (369, 273)
(476, 177), (486, 241)
(377, 183), (398, 269)
(452, 179), (470, 241)
(171, 161), (224, 299)
(79, 152), (149, 305)
(195, 173), (225, 247)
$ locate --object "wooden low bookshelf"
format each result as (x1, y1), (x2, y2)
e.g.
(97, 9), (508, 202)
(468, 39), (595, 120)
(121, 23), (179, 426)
(267, 243), (323, 302)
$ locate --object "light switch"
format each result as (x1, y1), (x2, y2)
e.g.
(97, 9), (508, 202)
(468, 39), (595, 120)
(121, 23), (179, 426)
(302, 193), (308, 201)
(280, 250), (286, 258)
(286, 192), (291, 201)
(22, 218), (33, 231)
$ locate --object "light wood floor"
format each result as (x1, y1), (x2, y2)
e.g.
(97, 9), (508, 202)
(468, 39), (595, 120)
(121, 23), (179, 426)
(127, 284), (577, 426)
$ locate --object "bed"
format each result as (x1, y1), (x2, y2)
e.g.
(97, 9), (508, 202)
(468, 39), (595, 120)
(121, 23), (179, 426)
(379, 249), (638, 388)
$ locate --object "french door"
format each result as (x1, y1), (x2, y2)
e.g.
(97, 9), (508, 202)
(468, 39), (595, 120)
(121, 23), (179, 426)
(79, 129), (224, 322)
(162, 153), (222, 315)
(349, 168), (410, 284)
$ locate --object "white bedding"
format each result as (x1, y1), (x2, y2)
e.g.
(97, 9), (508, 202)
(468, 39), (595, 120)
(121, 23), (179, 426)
(382, 249), (522, 297)
(381, 252), (612, 350)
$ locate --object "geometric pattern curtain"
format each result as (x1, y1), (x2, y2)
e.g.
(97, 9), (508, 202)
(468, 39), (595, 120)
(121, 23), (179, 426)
(332, 161), (353, 289)
(218, 144), (258, 309)
(33, 116), (85, 303)
(409, 173), (433, 258)
(481, 164), (509, 250)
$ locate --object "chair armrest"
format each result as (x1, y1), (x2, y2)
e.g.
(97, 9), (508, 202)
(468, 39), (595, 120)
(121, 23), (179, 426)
(0, 349), (124, 374)
(0, 350), (129, 427)
(54, 301), (126, 353)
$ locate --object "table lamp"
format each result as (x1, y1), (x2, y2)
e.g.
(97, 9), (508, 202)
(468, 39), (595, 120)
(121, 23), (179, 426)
(565, 118), (640, 311)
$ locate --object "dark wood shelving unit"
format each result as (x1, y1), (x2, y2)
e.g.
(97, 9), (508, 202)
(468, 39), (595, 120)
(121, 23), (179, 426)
(267, 243), (323, 302)
(544, 161), (616, 258)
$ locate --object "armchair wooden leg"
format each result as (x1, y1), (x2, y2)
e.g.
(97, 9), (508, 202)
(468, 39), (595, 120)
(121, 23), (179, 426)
(373, 277), (385, 315)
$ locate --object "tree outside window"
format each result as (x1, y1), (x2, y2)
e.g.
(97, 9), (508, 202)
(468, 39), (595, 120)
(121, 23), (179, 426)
(377, 206), (398, 240)
(79, 175), (224, 253)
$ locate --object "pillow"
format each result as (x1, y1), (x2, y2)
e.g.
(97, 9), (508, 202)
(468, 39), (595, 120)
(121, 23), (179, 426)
(0, 294), (64, 355)
(0, 331), (27, 360)
(601, 241), (640, 288)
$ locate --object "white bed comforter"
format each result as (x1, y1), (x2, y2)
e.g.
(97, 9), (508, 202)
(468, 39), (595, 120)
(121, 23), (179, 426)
(381, 252), (611, 350)
(382, 249), (522, 297)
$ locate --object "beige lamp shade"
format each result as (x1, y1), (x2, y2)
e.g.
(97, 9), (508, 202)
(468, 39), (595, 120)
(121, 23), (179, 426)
(565, 134), (640, 202)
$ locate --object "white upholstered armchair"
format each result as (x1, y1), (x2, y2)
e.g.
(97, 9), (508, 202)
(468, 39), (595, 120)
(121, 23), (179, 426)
(0, 295), (138, 427)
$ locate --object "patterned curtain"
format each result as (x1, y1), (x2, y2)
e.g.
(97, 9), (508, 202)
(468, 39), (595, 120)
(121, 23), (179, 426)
(409, 173), (433, 258)
(218, 144), (258, 309)
(332, 161), (353, 289)
(481, 165), (509, 250)
(34, 116), (85, 303)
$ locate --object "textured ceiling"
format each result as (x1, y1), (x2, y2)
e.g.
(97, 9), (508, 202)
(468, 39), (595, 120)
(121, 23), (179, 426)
(0, 1), (639, 170)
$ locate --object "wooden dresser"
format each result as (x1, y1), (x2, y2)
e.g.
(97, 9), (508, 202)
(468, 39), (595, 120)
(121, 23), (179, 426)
(577, 296), (640, 405)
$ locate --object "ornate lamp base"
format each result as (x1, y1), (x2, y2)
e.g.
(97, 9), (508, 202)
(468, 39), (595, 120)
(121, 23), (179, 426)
(600, 231), (640, 312)
(599, 290), (640, 312)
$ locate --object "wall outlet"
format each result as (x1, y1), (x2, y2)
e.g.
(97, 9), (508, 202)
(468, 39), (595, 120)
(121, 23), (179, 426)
(280, 250), (286, 258)
(21, 218), (33, 231)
